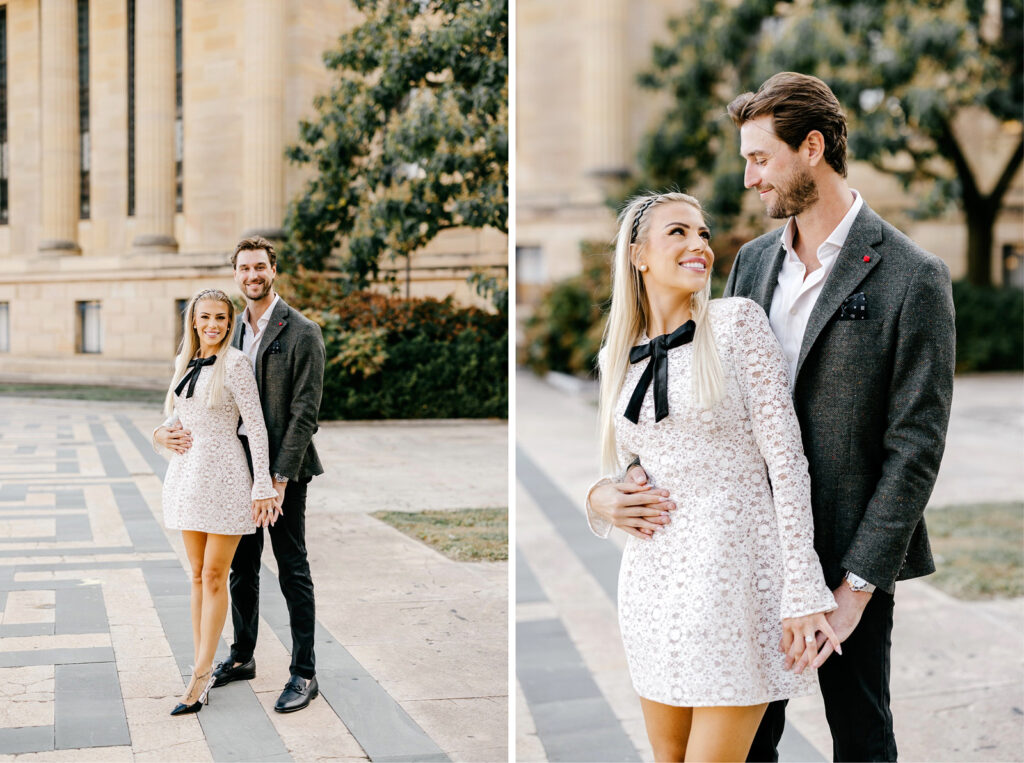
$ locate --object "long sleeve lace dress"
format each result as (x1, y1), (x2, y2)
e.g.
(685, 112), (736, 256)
(588, 298), (836, 706)
(162, 347), (278, 535)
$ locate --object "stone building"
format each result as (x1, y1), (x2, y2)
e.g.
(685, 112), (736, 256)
(516, 0), (1024, 308)
(0, 0), (507, 388)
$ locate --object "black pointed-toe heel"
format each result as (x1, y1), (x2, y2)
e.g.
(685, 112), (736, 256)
(170, 669), (214, 716)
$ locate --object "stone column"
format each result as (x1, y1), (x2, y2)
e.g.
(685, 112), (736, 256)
(132, 0), (178, 251)
(39, 0), (80, 255)
(241, 0), (286, 240)
(582, 0), (629, 182)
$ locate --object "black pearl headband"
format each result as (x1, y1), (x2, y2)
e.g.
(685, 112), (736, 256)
(630, 197), (659, 244)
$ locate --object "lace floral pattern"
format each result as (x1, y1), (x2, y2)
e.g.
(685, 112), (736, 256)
(595, 298), (836, 706)
(162, 348), (278, 535)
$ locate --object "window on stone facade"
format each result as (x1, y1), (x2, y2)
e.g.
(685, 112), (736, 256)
(1004, 244), (1024, 290)
(76, 301), (102, 354)
(174, 0), (183, 212)
(174, 298), (188, 354)
(0, 5), (8, 226)
(127, 0), (135, 217)
(0, 303), (9, 353)
(78, 0), (90, 220)
(516, 245), (546, 305)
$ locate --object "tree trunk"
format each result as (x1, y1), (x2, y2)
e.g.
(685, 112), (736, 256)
(964, 199), (997, 287)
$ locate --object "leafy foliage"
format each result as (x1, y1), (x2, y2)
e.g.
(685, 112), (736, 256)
(282, 0), (508, 288)
(950, 280), (1024, 372)
(637, 0), (1023, 285)
(521, 245), (611, 377)
(277, 270), (507, 419)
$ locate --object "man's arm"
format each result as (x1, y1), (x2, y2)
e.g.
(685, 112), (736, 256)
(271, 321), (326, 479)
(841, 256), (955, 591)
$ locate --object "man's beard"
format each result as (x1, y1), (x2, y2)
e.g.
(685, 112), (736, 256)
(244, 278), (274, 301)
(765, 166), (819, 219)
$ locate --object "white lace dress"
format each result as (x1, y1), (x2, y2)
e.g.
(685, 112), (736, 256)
(162, 347), (277, 535)
(588, 298), (836, 707)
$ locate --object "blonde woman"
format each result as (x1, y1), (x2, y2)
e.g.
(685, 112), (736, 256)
(585, 192), (840, 762)
(157, 288), (278, 715)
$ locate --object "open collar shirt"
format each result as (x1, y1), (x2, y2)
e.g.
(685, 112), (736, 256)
(768, 190), (864, 384)
(236, 293), (280, 436)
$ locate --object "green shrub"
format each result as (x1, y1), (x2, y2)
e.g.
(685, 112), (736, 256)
(278, 271), (507, 419)
(521, 248), (610, 377)
(951, 281), (1024, 373)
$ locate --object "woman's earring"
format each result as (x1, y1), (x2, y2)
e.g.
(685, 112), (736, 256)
(638, 264), (648, 272)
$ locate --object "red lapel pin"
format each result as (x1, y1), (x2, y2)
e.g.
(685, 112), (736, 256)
(863, 255), (871, 262)
(278, 322), (283, 326)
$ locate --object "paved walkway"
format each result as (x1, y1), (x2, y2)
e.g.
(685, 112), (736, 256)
(515, 369), (1024, 762)
(0, 398), (507, 762)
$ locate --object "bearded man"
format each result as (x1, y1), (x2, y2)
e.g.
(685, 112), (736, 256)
(588, 72), (955, 761)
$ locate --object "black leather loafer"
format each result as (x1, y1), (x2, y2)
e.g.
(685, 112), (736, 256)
(274, 674), (318, 713)
(211, 657), (256, 687)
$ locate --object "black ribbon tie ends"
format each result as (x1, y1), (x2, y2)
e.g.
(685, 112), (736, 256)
(174, 355), (217, 398)
(623, 321), (696, 424)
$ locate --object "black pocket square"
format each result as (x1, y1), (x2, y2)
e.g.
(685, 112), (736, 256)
(268, 339), (282, 354)
(839, 292), (867, 320)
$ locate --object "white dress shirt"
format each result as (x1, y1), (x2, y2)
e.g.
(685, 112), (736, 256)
(769, 190), (864, 384)
(237, 293), (280, 436)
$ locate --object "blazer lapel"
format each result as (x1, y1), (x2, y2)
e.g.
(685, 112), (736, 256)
(752, 236), (787, 314)
(795, 205), (884, 380)
(232, 319), (245, 350)
(255, 300), (289, 384)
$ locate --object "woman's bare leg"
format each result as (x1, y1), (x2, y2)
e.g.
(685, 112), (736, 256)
(194, 532), (242, 698)
(180, 531), (207, 692)
(640, 697), (694, 762)
(684, 703), (768, 762)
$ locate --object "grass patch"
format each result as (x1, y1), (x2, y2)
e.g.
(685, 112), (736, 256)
(926, 502), (1024, 600)
(0, 384), (165, 404)
(371, 507), (508, 562)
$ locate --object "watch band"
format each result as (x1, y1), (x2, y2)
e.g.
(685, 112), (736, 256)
(273, 473), (289, 484)
(844, 571), (876, 594)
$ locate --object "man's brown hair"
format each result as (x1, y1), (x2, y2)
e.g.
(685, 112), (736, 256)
(727, 72), (848, 177)
(231, 236), (277, 268)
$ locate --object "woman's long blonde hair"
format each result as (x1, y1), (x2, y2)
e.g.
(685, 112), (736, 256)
(163, 288), (236, 415)
(598, 192), (725, 473)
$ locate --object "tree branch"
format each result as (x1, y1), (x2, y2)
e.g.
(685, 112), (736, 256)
(985, 135), (1024, 207)
(936, 116), (981, 204)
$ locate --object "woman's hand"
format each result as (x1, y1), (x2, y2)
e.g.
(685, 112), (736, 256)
(251, 497), (277, 528)
(588, 476), (676, 541)
(781, 612), (842, 673)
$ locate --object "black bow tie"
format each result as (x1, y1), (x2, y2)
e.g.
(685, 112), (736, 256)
(623, 321), (696, 424)
(174, 355), (217, 398)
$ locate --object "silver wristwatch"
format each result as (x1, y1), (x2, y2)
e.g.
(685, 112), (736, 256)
(273, 473), (289, 484)
(844, 571), (876, 594)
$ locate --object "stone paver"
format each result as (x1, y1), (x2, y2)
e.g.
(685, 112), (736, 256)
(515, 368), (1024, 762)
(0, 397), (507, 761)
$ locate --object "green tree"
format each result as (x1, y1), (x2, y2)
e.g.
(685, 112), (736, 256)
(282, 0), (508, 292)
(638, 0), (1023, 286)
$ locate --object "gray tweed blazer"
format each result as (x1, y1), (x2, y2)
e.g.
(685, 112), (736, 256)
(724, 203), (955, 593)
(233, 297), (326, 482)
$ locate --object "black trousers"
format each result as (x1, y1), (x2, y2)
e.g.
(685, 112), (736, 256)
(230, 437), (316, 679)
(747, 591), (897, 763)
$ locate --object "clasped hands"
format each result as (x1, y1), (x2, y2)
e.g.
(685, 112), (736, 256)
(154, 422), (285, 527)
(252, 483), (285, 528)
(589, 464), (853, 672)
